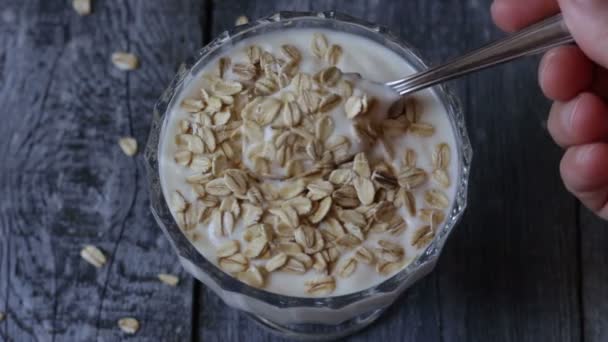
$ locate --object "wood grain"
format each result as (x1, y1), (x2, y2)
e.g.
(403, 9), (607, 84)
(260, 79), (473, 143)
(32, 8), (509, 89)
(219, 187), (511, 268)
(582, 209), (608, 342)
(199, 1), (582, 341)
(434, 5), (581, 341)
(0, 0), (204, 340)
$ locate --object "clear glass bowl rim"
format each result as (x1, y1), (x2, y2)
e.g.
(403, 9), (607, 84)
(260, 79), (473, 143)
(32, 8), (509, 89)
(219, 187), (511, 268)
(144, 10), (472, 310)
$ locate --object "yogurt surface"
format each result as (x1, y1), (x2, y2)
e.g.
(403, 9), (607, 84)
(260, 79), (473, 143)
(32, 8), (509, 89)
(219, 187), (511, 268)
(159, 28), (458, 297)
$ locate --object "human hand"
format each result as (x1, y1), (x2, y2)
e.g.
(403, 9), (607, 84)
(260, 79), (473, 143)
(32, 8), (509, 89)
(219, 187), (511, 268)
(492, 0), (608, 220)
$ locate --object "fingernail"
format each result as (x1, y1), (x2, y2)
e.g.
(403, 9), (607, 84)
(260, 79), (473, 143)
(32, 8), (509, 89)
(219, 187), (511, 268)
(564, 95), (583, 132)
(539, 50), (558, 83)
(490, 0), (505, 13)
(572, 0), (605, 9)
(576, 144), (597, 165)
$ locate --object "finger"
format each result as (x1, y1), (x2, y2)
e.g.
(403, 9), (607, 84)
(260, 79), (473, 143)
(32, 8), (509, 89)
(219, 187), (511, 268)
(539, 46), (594, 101)
(547, 93), (608, 147)
(560, 143), (608, 220)
(491, 0), (559, 32)
(558, 0), (608, 69)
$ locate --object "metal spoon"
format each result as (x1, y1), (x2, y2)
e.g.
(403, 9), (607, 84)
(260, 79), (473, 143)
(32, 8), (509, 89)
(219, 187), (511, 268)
(385, 14), (573, 96)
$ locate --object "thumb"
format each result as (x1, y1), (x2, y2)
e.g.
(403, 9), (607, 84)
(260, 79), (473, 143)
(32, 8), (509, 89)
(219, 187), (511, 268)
(558, 0), (608, 69)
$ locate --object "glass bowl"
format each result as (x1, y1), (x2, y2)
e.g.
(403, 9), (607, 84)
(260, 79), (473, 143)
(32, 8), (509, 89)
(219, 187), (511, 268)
(144, 11), (472, 341)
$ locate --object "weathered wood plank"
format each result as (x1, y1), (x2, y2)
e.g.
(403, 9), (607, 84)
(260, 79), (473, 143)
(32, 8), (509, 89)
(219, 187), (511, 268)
(582, 209), (608, 342)
(0, 2), (23, 339)
(0, 0), (205, 340)
(92, 1), (205, 341)
(198, 1), (583, 342)
(434, 1), (581, 341)
(0, 3), (78, 339)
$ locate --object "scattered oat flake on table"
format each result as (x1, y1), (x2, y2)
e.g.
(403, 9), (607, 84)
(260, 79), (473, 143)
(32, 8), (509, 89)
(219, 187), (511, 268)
(235, 15), (249, 26)
(80, 245), (106, 268)
(72, 0), (91, 15)
(118, 317), (140, 334)
(118, 137), (137, 156)
(111, 52), (139, 71)
(157, 273), (179, 286)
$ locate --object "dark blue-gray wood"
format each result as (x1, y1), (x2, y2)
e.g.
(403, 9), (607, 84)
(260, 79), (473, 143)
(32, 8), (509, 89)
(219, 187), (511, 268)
(0, 0), (204, 341)
(582, 210), (608, 341)
(0, 0), (606, 341)
(199, 1), (583, 342)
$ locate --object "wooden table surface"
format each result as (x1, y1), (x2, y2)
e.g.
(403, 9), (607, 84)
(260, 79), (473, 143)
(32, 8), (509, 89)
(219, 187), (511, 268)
(1, 0), (607, 341)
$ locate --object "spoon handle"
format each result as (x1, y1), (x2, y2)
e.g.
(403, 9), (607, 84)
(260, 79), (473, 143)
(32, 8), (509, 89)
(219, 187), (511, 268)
(388, 14), (574, 96)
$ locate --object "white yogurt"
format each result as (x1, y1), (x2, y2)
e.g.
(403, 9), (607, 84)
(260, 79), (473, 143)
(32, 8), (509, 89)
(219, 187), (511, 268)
(159, 29), (458, 297)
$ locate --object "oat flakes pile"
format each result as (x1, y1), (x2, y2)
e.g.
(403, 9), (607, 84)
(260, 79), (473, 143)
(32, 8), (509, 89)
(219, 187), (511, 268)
(169, 33), (452, 295)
